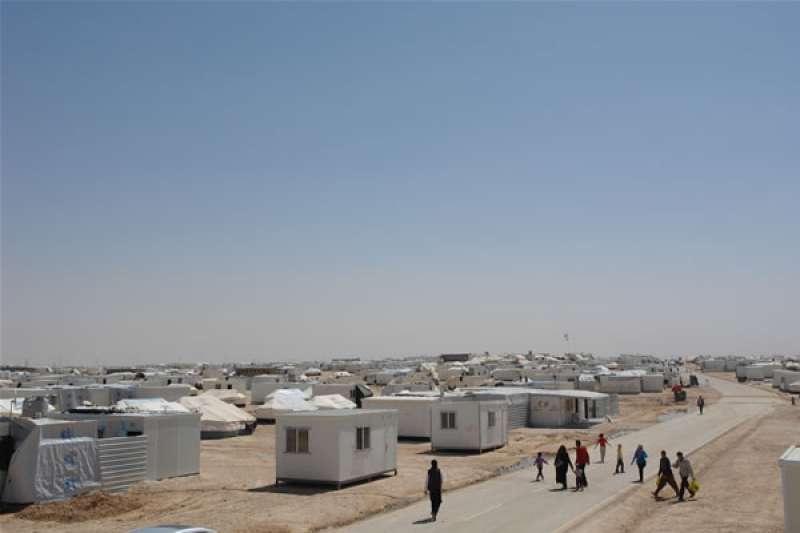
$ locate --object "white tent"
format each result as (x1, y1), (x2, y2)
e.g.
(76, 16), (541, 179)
(311, 394), (356, 410)
(180, 394), (256, 438)
(115, 398), (189, 414)
(254, 388), (316, 421)
(202, 388), (247, 407)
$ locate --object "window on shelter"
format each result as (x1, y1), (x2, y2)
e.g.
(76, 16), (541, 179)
(356, 427), (371, 450)
(441, 411), (456, 429)
(286, 428), (309, 453)
(488, 411), (496, 428)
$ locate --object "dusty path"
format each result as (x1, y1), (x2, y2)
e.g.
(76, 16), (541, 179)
(569, 404), (799, 533)
(333, 377), (778, 533)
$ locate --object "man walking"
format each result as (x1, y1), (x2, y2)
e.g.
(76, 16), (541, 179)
(673, 451), (696, 501)
(697, 394), (705, 415)
(653, 450), (679, 499)
(594, 433), (609, 463)
(425, 460), (443, 521)
(574, 440), (590, 491)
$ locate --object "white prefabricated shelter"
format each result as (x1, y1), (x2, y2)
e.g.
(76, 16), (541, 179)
(597, 375), (642, 394)
(640, 374), (665, 393)
(461, 388), (531, 429)
(380, 383), (435, 396)
(491, 368), (522, 382)
(0, 387), (53, 399)
(700, 359), (726, 372)
(135, 384), (193, 402)
(57, 410), (200, 480)
(2, 417), (101, 504)
(737, 365), (768, 381)
(361, 396), (438, 438)
(779, 446), (800, 533)
(311, 383), (373, 407)
(527, 390), (611, 427)
(180, 394), (255, 438)
(430, 399), (508, 452)
(773, 369), (800, 391)
(275, 409), (398, 488)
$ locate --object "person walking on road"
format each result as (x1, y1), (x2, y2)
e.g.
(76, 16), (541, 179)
(631, 444), (648, 482)
(554, 445), (574, 490)
(615, 443), (625, 474)
(697, 394), (705, 415)
(534, 452), (548, 481)
(574, 440), (590, 491)
(594, 433), (610, 463)
(674, 451), (696, 501)
(424, 460), (443, 521)
(653, 450), (679, 499)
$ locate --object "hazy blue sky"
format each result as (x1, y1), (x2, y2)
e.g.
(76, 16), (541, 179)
(2, 2), (798, 365)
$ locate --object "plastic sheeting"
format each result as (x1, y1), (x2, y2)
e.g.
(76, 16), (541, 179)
(4, 436), (101, 504)
(115, 398), (190, 413)
(180, 394), (255, 435)
(254, 388), (316, 420)
(311, 394), (356, 410)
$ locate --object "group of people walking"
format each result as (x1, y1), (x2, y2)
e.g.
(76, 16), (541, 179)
(536, 434), (698, 502)
(424, 432), (700, 521)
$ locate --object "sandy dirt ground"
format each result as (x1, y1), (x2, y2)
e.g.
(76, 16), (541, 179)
(569, 403), (800, 533)
(0, 384), (720, 533)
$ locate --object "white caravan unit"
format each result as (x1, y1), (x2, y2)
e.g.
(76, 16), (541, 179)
(381, 383), (435, 396)
(361, 396), (438, 438)
(275, 409), (398, 489)
(640, 375), (665, 393)
(773, 369), (800, 391)
(135, 384), (193, 402)
(57, 411), (200, 480)
(527, 390), (610, 427)
(0, 387), (54, 400)
(597, 375), (642, 394)
(430, 399), (508, 452)
(2, 418), (100, 504)
(701, 359), (727, 372)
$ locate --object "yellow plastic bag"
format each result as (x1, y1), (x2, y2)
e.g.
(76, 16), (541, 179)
(655, 475), (661, 488)
(689, 479), (700, 493)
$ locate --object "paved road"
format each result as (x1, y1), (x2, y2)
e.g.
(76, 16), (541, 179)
(335, 377), (777, 533)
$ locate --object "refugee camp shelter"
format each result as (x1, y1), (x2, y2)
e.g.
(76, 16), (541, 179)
(135, 384), (193, 402)
(527, 390), (611, 427)
(57, 409), (200, 480)
(640, 374), (665, 393)
(596, 374), (643, 394)
(275, 409), (398, 488)
(255, 389), (316, 422)
(180, 395), (256, 438)
(361, 395), (439, 438)
(773, 369), (800, 391)
(430, 399), (508, 452)
(311, 383), (373, 407)
(250, 381), (306, 405)
(2, 417), (101, 504)
(202, 388), (247, 407)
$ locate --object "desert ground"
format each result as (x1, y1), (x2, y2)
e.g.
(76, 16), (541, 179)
(0, 383), (722, 533)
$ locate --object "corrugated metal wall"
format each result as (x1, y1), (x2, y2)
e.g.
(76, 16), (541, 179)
(507, 400), (528, 429)
(97, 435), (148, 494)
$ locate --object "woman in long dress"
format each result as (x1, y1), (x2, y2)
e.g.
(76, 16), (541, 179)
(554, 445), (574, 490)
